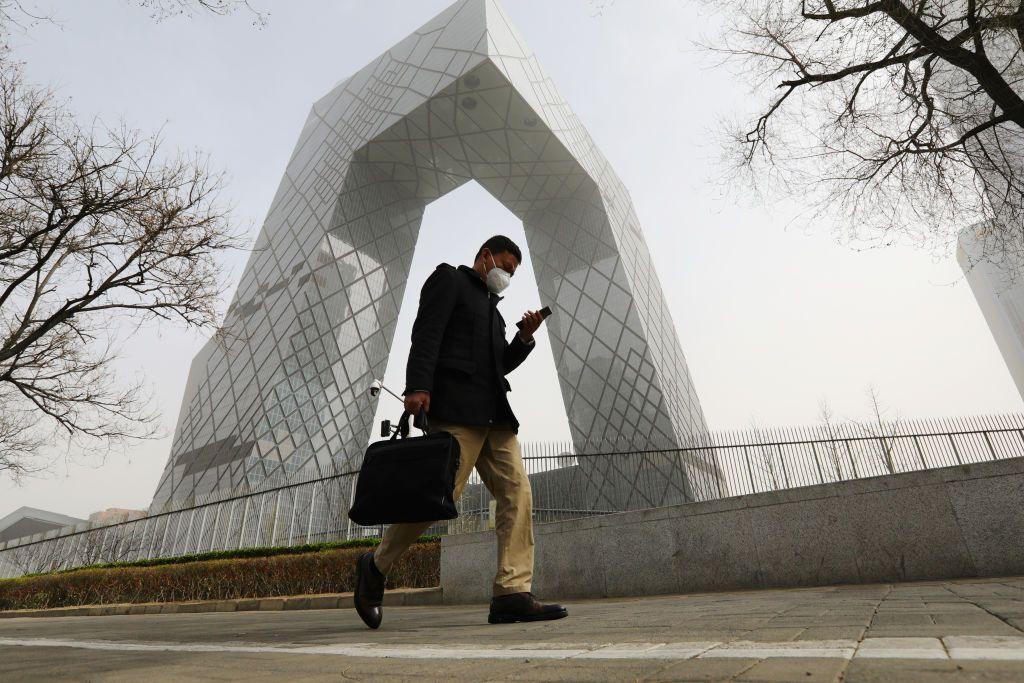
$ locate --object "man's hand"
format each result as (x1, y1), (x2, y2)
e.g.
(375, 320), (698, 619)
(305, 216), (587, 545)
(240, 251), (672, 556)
(518, 309), (544, 342)
(404, 390), (430, 415)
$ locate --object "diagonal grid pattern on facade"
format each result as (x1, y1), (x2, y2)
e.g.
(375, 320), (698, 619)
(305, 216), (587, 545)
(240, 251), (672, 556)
(149, 0), (719, 514)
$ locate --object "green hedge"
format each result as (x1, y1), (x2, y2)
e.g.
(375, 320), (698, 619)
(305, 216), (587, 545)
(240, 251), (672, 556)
(0, 541), (439, 611)
(12, 535), (440, 579)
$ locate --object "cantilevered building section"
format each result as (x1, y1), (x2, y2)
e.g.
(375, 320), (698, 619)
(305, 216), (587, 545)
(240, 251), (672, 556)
(959, 224), (1024, 402)
(149, 0), (720, 512)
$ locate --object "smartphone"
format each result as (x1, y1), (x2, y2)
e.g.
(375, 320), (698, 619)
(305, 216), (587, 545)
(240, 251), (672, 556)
(516, 305), (553, 330)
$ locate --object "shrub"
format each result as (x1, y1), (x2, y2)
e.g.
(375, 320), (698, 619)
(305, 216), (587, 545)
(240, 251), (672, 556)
(15, 535), (441, 578)
(0, 542), (438, 611)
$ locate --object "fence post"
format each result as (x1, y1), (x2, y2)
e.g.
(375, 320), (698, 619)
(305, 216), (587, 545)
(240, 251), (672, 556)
(809, 440), (824, 485)
(178, 509), (196, 556)
(843, 433), (858, 479)
(982, 431), (998, 460)
(137, 517), (151, 562)
(346, 477), (357, 541)
(122, 520), (138, 562)
(156, 515), (172, 559)
(255, 494), (268, 547)
(776, 442), (790, 489)
(270, 490), (282, 547)
(743, 445), (756, 494)
(237, 497), (251, 550)
(306, 481), (320, 544)
(913, 435), (927, 469)
(208, 504), (223, 552)
(948, 434), (963, 465)
(193, 507), (208, 555)
(287, 490), (298, 546)
(712, 442), (726, 499)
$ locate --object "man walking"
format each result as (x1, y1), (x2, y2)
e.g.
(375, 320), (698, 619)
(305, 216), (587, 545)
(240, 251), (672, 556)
(353, 235), (568, 629)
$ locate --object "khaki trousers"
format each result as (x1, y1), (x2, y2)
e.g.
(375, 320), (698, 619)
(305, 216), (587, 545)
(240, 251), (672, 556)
(373, 421), (535, 597)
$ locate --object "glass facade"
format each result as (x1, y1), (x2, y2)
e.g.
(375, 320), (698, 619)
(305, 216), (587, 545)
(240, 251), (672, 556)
(149, 0), (719, 512)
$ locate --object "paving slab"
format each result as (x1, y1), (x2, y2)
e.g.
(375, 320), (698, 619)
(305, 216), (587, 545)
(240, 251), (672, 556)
(0, 576), (1023, 680)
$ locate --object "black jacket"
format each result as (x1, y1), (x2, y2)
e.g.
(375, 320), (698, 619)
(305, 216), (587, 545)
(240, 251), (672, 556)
(404, 263), (534, 432)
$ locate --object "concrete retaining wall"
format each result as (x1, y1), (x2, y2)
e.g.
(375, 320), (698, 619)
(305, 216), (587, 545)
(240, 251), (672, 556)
(440, 457), (1024, 604)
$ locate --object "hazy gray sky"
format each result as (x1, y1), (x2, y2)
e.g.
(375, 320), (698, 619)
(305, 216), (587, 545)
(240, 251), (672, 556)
(3, 0), (1019, 519)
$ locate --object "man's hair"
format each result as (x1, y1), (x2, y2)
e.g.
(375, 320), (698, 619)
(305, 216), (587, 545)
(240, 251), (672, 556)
(475, 235), (523, 264)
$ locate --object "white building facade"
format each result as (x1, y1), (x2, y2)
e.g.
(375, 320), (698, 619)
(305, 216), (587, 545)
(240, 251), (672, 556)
(148, 0), (721, 513)
(959, 224), (1024, 402)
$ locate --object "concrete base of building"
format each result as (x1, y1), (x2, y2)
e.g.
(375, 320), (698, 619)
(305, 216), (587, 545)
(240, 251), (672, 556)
(441, 456), (1024, 604)
(0, 587), (442, 619)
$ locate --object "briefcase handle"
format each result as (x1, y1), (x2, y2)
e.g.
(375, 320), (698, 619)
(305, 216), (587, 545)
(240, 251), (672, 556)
(393, 409), (429, 440)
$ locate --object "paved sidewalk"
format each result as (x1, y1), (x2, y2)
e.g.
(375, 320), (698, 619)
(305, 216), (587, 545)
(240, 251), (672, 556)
(3, 576), (1024, 680)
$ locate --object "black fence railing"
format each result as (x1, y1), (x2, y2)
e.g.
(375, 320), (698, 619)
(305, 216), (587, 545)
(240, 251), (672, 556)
(2, 414), (1021, 578)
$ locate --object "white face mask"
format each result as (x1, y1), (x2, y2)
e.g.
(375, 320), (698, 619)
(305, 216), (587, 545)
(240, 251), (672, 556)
(485, 252), (512, 294)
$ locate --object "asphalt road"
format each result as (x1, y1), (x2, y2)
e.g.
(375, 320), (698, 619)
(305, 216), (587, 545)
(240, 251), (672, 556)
(4, 577), (1024, 681)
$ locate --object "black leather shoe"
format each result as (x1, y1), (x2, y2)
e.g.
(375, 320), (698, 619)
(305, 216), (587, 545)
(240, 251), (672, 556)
(488, 592), (568, 624)
(354, 551), (385, 629)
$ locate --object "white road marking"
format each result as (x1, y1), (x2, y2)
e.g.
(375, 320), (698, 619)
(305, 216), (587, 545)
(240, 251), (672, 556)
(301, 644), (589, 659)
(854, 637), (948, 660)
(2, 636), (1024, 661)
(574, 642), (719, 659)
(945, 636), (1024, 661)
(700, 640), (857, 659)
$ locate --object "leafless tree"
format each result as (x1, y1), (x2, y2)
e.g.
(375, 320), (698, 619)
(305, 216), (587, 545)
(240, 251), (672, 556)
(864, 384), (902, 473)
(0, 63), (239, 480)
(746, 417), (784, 489)
(704, 1), (1024, 275)
(74, 525), (145, 566)
(843, 384), (904, 473)
(0, 0), (266, 31)
(817, 398), (847, 479)
(135, 0), (268, 26)
(3, 536), (67, 575)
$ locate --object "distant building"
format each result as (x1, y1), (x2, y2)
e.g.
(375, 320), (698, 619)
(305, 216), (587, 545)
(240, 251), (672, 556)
(87, 508), (147, 525)
(958, 223), (1024, 400)
(0, 507), (86, 544)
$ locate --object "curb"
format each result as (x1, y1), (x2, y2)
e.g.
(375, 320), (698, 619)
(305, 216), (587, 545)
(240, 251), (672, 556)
(0, 587), (442, 619)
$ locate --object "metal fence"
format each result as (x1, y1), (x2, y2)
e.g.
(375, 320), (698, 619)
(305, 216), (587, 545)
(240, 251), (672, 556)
(2, 413), (1022, 579)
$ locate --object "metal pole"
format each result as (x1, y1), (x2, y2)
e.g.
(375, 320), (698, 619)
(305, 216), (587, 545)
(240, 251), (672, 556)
(346, 477), (357, 541)
(809, 440), (824, 484)
(913, 435), (927, 469)
(195, 506), (210, 555)
(224, 500), (238, 552)
(178, 509), (197, 556)
(306, 481), (320, 544)
(982, 431), (998, 460)
(156, 515), (172, 559)
(254, 493), (268, 547)
(949, 434), (963, 465)
(139, 517), (152, 560)
(743, 445), (756, 494)
(208, 503), (223, 552)
(776, 443), (790, 489)
(287, 490), (298, 546)
(237, 497), (251, 550)
(270, 491), (282, 547)
(846, 439), (858, 479)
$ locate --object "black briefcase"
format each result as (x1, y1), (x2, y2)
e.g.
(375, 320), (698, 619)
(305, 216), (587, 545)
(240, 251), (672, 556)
(347, 411), (461, 526)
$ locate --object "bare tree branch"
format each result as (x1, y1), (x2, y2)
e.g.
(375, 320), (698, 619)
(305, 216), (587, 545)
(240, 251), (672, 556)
(0, 62), (242, 480)
(704, 0), (1024, 275)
